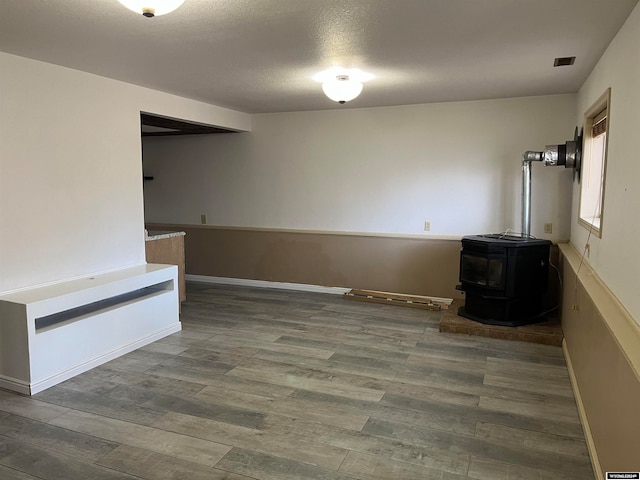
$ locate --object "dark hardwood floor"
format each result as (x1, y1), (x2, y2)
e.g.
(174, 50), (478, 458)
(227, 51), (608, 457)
(0, 283), (593, 479)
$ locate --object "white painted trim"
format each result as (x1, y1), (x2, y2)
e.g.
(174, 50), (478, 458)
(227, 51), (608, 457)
(147, 223), (464, 241)
(563, 339), (601, 480)
(28, 323), (181, 395)
(147, 223), (568, 244)
(186, 275), (351, 295)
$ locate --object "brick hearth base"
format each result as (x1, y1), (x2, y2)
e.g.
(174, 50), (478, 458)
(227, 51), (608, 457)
(439, 300), (563, 347)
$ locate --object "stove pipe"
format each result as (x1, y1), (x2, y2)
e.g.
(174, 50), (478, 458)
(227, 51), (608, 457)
(521, 151), (543, 237)
(519, 132), (580, 238)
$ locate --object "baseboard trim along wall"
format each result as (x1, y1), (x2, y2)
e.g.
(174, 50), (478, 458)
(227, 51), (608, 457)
(558, 242), (640, 477)
(186, 274), (455, 304)
(186, 274), (351, 295)
(146, 223), (466, 300)
(562, 340), (602, 480)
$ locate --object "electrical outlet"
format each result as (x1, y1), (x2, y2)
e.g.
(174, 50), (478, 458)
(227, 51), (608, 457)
(201, 214), (207, 225)
(424, 221), (431, 232)
(544, 223), (553, 234)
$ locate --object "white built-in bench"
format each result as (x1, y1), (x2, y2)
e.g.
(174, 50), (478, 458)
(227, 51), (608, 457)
(0, 264), (181, 395)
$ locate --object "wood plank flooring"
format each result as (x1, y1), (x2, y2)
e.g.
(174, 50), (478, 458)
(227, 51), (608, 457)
(0, 283), (593, 479)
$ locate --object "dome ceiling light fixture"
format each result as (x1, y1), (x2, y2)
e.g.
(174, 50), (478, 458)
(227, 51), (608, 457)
(314, 68), (374, 104)
(322, 75), (363, 104)
(117, 0), (185, 17)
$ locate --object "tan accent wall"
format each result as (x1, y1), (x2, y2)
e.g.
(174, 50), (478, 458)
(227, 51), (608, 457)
(146, 224), (465, 299)
(559, 243), (640, 477)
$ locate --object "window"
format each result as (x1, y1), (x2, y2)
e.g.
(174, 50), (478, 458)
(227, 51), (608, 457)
(579, 89), (610, 237)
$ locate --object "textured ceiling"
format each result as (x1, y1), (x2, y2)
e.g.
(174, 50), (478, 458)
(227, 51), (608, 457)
(0, 0), (637, 113)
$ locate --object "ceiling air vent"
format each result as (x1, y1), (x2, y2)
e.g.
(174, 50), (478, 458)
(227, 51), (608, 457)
(554, 56), (576, 67)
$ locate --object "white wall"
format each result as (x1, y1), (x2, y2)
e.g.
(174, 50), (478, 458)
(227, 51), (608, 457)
(0, 52), (250, 294)
(144, 94), (576, 238)
(571, 3), (640, 323)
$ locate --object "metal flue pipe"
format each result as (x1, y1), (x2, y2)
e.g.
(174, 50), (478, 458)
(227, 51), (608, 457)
(521, 151), (543, 238)
(519, 133), (580, 237)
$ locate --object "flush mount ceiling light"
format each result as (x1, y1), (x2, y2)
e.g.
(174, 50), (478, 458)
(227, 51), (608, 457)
(117, 0), (185, 17)
(322, 75), (363, 104)
(314, 68), (374, 104)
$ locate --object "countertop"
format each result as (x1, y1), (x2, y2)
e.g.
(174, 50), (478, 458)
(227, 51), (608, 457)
(145, 230), (186, 241)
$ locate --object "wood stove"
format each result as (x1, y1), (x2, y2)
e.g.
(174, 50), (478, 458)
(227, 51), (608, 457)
(457, 234), (551, 326)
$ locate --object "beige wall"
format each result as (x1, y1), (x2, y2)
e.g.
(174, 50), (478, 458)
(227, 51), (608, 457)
(146, 224), (465, 299)
(559, 243), (640, 477)
(142, 94), (577, 301)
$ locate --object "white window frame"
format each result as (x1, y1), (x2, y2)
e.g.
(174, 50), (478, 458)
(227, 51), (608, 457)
(578, 88), (610, 238)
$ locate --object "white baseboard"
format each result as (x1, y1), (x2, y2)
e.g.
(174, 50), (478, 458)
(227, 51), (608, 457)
(185, 275), (350, 295)
(563, 339), (601, 480)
